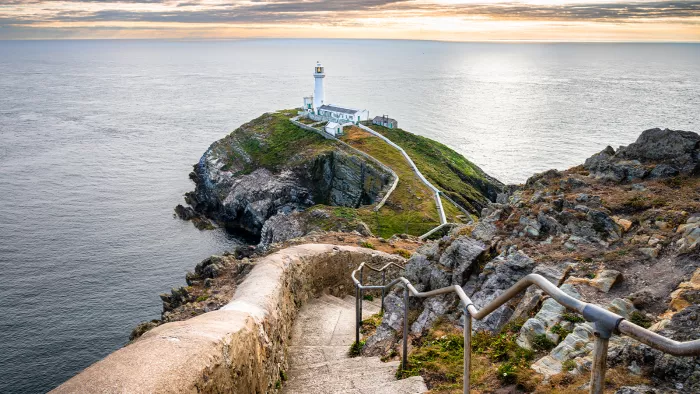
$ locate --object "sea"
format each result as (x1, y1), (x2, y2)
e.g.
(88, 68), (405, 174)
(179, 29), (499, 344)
(0, 39), (698, 393)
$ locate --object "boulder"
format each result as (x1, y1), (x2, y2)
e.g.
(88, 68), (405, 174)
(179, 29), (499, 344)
(470, 248), (535, 332)
(615, 217), (633, 233)
(590, 269), (623, 293)
(511, 263), (574, 322)
(517, 284), (580, 350)
(532, 298), (637, 379)
(437, 237), (486, 285)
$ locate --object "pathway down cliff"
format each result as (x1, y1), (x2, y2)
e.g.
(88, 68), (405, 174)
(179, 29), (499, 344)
(283, 295), (427, 393)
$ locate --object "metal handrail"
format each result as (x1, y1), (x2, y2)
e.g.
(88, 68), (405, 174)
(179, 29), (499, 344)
(355, 262), (404, 317)
(351, 262), (700, 394)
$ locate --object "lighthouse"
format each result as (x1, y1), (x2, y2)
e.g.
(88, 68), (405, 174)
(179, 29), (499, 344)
(300, 61), (369, 135)
(313, 61), (325, 111)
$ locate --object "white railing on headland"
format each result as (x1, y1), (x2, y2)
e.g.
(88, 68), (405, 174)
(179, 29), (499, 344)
(351, 262), (700, 394)
(356, 124), (447, 225)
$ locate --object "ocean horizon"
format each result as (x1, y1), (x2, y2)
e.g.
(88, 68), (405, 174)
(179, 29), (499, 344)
(1, 39), (698, 393)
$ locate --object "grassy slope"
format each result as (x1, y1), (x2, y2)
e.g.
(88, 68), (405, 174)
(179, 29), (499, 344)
(366, 124), (501, 213)
(213, 110), (489, 238)
(340, 126), (442, 238)
(214, 110), (336, 174)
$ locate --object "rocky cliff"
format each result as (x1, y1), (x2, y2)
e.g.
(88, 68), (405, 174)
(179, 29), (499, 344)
(362, 128), (700, 393)
(178, 111), (394, 242)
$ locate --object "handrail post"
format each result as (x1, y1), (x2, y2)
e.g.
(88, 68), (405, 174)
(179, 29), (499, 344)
(590, 336), (609, 394)
(463, 307), (471, 394)
(355, 284), (361, 348)
(359, 266), (364, 319)
(402, 285), (409, 371)
(381, 271), (386, 314)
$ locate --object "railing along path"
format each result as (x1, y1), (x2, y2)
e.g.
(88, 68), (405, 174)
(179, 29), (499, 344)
(351, 262), (700, 394)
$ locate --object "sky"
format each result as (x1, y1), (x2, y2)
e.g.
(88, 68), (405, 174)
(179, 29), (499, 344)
(1, 0), (699, 41)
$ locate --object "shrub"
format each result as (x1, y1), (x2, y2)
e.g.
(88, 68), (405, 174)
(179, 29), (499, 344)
(562, 313), (586, 324)
(532, 334), (556, 351)
(562, 359), (577, 372)
(363, 294), (374, 301)
(629, 311), (652, 328)
(393, 249), (412, 259)
(550, 324), (572, 340)
(361, 312), (383, 334)
(360, 241), (375, 250)
(497, 361), (518, 384)
(348, 340), (366, 357)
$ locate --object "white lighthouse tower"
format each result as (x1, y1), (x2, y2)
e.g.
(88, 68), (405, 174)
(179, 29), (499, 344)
(313, 61), (325, 112)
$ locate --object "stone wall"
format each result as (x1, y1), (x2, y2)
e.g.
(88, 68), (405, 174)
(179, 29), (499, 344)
(51, 244), (403, 394)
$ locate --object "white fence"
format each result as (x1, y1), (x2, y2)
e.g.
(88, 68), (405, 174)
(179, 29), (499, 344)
(357, 124), (447, 225)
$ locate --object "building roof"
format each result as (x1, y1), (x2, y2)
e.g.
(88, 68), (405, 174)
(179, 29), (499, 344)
(326, 122), (341, 128)
(373, 116), (397, 123)
(318, 104), (362, 115)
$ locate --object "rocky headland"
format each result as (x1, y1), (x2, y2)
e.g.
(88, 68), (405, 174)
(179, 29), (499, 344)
(176, 110), (502, 245)
(149, 118), (698, 393)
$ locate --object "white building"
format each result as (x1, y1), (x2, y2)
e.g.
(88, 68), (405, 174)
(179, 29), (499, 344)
(301, 62), (369, 133)
(325, 122), (344, 137)
(318, 105), (369, 125)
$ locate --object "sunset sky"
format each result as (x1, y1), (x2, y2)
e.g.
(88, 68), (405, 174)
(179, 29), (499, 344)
(1, 0), (699, 41)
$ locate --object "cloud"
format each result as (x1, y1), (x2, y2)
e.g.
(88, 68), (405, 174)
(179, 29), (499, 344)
(446, 1), (700, 20)
(1, 0), (699, 32)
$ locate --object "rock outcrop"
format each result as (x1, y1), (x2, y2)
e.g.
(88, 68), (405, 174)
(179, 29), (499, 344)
(188, 149), (391, 242)
(360, 127), (700, 392)
(584, 128), (699, 182)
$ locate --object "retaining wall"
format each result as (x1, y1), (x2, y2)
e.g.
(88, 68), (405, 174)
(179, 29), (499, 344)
(52, 245), (404, 394)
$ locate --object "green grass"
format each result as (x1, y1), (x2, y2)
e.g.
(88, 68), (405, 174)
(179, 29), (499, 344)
(366, 124), (501, 213)
(550, 324), (572, 339)
(341, 126), (442, 237)
(397, 318), (536, 391)
(195, 294), (209, 302)
(360, 241), (376, 250)
(629, 311), (652, 328)
(393, 249), (413, 259)
(531, 334), (557, 351)
(361, 312), (383, 334)
(562, 313), (586, 324)
(214, 111), (335, 174)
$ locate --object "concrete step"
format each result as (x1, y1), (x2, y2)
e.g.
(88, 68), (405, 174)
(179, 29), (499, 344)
(341, 295), (382, 316)
(282, 294), (426, 394)
(320, 294), (357, 311)
(362, 376), (428, 394)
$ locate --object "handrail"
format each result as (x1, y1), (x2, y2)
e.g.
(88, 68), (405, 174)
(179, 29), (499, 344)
(351, 263), (700, 394)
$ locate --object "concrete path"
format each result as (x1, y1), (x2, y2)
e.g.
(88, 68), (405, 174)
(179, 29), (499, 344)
(283, 294), (427, 394)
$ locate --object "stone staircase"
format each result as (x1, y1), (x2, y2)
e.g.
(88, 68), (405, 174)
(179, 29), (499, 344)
(283, 294), (427, 393)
